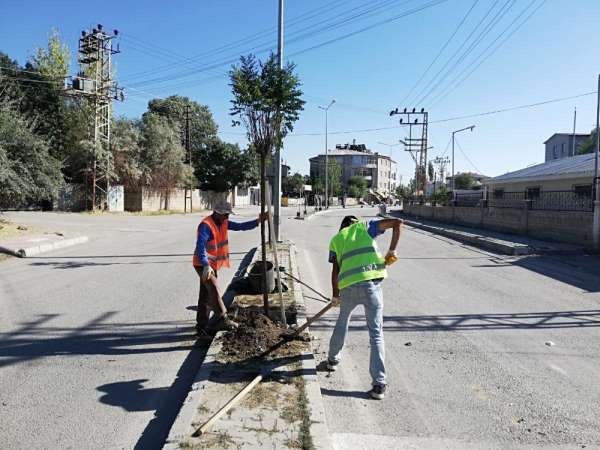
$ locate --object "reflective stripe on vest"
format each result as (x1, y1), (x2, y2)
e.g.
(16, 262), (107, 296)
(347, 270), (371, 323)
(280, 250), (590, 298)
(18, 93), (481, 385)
(330, 221), (387, 290)
(198, 215), (231, 270)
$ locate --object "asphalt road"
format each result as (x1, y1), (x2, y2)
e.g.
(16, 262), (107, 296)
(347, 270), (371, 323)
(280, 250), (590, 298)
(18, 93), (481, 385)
(287, 207), (600, 450)
(0, 208), (264, 450)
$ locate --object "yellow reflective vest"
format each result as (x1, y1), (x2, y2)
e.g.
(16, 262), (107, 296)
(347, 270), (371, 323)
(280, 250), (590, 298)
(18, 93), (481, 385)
(329, 221), (387, 290)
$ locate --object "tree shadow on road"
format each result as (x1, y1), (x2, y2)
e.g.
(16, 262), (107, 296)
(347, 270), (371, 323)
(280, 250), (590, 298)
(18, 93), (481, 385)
(309, 309), (600, 332)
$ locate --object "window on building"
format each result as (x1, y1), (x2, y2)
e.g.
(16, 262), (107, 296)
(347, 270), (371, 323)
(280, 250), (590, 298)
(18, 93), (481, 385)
(525, 187), (541, 199)
(561, 143), (565, 156)
(493, 189), (504, 199)
(573, 184), (592, 198)
(553, 145), (557, 159)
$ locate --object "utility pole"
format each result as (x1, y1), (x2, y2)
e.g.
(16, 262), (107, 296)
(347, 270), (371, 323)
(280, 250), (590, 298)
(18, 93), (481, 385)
(319, 100), (335, 208)
(571, 107), (577, 157)
(451, 125), (475, 198)
(272, 0), (284, 241)
(593, 74), (600, 251)
(69, 24), (123, 211)
(390, 108), (429, 195)
(433, 156), (450, 195)
(184, 104), (193, 213)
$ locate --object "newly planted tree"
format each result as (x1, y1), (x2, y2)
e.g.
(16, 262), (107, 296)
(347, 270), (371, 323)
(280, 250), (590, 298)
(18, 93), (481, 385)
(229, 54), (304, 314)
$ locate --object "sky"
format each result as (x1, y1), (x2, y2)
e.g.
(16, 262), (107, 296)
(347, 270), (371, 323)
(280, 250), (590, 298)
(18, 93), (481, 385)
(1, 0), (599, 183)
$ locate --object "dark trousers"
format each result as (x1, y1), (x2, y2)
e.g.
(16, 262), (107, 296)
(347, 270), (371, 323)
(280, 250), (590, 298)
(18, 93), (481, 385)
(196, 269), (218, 329)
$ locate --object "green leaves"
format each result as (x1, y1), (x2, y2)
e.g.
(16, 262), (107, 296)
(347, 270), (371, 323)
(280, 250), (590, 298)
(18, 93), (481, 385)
(229, 53), (305, 156)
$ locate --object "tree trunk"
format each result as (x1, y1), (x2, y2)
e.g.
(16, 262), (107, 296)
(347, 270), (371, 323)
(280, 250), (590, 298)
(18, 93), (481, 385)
(260, 155), (268, 315)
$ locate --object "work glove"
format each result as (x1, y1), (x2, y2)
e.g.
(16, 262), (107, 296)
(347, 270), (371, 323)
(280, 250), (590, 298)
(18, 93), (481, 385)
(202, 265), (214, 282)
(385, 250), (398, 266)
(331, 296), (341, 307)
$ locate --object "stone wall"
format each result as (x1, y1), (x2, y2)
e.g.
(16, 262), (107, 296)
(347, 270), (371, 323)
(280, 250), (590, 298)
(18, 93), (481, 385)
(404, 203), (593, 247)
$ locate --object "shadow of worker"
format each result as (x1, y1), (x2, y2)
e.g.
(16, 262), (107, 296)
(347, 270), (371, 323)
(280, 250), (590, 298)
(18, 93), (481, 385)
(97, 379), (168, 412)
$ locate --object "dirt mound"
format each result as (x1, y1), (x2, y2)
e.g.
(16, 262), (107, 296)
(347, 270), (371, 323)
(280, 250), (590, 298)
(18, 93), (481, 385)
(220, 306), (307, 362)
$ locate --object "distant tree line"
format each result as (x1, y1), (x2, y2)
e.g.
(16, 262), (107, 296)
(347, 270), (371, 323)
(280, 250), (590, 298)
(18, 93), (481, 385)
(0, 29), (257, 210)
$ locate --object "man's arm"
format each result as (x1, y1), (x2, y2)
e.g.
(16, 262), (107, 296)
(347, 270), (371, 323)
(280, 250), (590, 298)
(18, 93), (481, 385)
(195, 223), (212, 267)
(377, 218), (403, 252)
(228, 213), (268, 231)
(331, 260), (340, 298)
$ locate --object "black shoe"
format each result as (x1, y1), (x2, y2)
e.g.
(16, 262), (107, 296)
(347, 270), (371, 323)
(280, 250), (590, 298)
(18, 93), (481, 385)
(326, 359), (339, 371)
(369, 384), (386, 400)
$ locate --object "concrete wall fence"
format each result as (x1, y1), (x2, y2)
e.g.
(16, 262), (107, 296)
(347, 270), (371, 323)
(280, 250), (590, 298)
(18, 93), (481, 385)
(124, 187), (251, 212)
(403, 204), (593, 247)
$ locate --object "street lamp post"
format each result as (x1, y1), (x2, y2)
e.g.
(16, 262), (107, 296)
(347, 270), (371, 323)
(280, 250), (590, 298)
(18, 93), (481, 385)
(451, 125), (476, 201)
(319, 100), (335, 209)
(593, 74), (600, 251)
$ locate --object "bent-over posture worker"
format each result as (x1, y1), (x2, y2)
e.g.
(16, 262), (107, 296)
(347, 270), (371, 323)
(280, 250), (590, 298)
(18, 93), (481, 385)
(193, 200), (267, 335)
(327, 215), (402, 399)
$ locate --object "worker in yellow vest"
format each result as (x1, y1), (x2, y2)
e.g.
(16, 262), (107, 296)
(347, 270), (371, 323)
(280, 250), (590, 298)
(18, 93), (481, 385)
(327, 215), (402, 399)
(193, 200), (268, 335)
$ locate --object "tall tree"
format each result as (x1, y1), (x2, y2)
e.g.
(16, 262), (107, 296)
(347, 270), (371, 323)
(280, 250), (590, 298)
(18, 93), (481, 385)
(283, 172), (304, 195)
(0, 101), (63, 208)
(195, 138), (257, 193)
(111, 118), (143, 188)
(140, 113), (191, 209)
(347, 175), (368, 198)
(229, 53), (305, 314)
(578, 128), (598, 155)
(454, 172), (476, 190)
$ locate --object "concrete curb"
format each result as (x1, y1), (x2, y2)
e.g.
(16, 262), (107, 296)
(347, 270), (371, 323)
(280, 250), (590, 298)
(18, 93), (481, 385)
(0, 236), (89, 258)
(288, 241), (331, 449)
(382, 213), (531, 256)
(163, 335), (225, 449)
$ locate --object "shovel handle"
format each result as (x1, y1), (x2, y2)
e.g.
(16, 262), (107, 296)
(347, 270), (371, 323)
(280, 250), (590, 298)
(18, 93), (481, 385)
(289, 302), (335, 337)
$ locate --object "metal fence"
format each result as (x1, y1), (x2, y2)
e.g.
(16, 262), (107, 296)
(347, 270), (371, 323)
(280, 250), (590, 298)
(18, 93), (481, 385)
(488, 191), (525, 209)
(455, 191), (485, 207)
(530, 190), (593, 212)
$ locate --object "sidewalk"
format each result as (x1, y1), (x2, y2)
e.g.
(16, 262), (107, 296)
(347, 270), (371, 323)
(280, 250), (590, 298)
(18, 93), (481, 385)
(389, 209), (585, 256)
(164, 242), (330, 449)
(0, 219), (88, 257)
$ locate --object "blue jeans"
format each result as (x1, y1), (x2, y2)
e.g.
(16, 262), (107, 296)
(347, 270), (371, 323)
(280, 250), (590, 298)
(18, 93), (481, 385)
(328, 279), (386, 386)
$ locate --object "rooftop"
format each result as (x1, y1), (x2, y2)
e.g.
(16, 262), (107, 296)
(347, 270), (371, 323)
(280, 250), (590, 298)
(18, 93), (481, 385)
(543, 133), (590, 144)
(486, 152), (597, 183)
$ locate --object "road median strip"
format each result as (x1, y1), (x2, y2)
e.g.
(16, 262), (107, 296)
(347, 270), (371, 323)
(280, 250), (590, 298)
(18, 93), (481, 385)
(165, 242), (330, 449)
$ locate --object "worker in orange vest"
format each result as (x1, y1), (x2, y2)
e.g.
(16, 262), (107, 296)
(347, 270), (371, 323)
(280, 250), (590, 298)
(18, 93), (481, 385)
(193, 200), (268, 335)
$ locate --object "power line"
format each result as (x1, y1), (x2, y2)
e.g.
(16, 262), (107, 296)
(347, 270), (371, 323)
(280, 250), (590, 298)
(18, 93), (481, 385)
(454, 136), (481, 173)
(409, 0), (501, 106)
(429, 0), (545, 108)
(127, 0), (447, 91)
(399, 0), (480, 107)
(417, 0), (517, 106)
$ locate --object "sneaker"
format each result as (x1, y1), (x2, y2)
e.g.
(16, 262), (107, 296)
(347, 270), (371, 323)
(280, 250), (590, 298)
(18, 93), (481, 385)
(369, 384), (386, 400)
(326, 359), (339, 371)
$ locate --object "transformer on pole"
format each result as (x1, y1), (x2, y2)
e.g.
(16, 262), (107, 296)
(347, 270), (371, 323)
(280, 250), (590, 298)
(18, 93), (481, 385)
(68, 24), (123, 210)
(390, 108), (429, 195)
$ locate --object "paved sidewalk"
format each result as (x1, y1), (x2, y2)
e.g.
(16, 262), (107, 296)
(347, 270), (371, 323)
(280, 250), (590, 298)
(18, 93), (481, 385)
(389, 209), (584, 256)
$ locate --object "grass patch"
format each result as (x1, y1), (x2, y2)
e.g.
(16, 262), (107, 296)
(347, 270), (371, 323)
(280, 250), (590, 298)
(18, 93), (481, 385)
(279, 362), (314, 450)
(0, 219), (39, 240)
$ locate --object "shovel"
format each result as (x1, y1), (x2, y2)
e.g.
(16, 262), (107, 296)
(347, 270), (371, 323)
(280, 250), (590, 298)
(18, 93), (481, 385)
(280, 300), (336, 340)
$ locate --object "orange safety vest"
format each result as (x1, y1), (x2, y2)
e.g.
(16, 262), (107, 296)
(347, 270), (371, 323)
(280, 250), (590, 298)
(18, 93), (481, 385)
(192, 215), (230, 270)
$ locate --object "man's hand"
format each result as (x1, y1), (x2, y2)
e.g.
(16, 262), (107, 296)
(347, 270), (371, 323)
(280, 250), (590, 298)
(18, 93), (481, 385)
(385, 250), (398, 266)
(331, 296), (341, 307)
(202, 265), (214, 282)
(258, 212), (269, 223)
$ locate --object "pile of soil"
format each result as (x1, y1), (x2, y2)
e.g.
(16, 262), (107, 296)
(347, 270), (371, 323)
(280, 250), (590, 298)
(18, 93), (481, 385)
(220, 306), (308, 362)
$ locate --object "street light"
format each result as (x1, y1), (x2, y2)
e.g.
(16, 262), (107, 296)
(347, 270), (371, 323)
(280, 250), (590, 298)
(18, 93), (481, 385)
(318, 99), (335, 209)
(451, 125), (475, 198)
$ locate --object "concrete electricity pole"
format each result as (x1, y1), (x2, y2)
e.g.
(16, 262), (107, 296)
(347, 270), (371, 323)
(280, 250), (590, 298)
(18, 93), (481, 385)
(593, 74), (600, 251)
(451, 125), (475, 197)
(184, 104), (193, 213)
(319, 100), (335, 209)
(273, 0), (284, 241)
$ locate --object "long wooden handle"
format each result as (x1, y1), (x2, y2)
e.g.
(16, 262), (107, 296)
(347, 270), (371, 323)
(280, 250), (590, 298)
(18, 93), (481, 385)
(194, 374), (263, 436)
(290, 302), (335, 337)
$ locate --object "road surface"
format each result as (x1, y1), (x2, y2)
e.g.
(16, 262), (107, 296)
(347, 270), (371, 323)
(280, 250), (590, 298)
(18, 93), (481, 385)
(287, 207), (600, 449)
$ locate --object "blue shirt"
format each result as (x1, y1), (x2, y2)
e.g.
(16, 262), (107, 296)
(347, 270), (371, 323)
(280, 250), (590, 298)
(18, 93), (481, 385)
(195, 217), (258, 266)
(328, 220), (383, 264)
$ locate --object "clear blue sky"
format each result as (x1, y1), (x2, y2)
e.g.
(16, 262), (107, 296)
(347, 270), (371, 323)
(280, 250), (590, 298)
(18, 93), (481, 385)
(1, 0), (599, 182)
